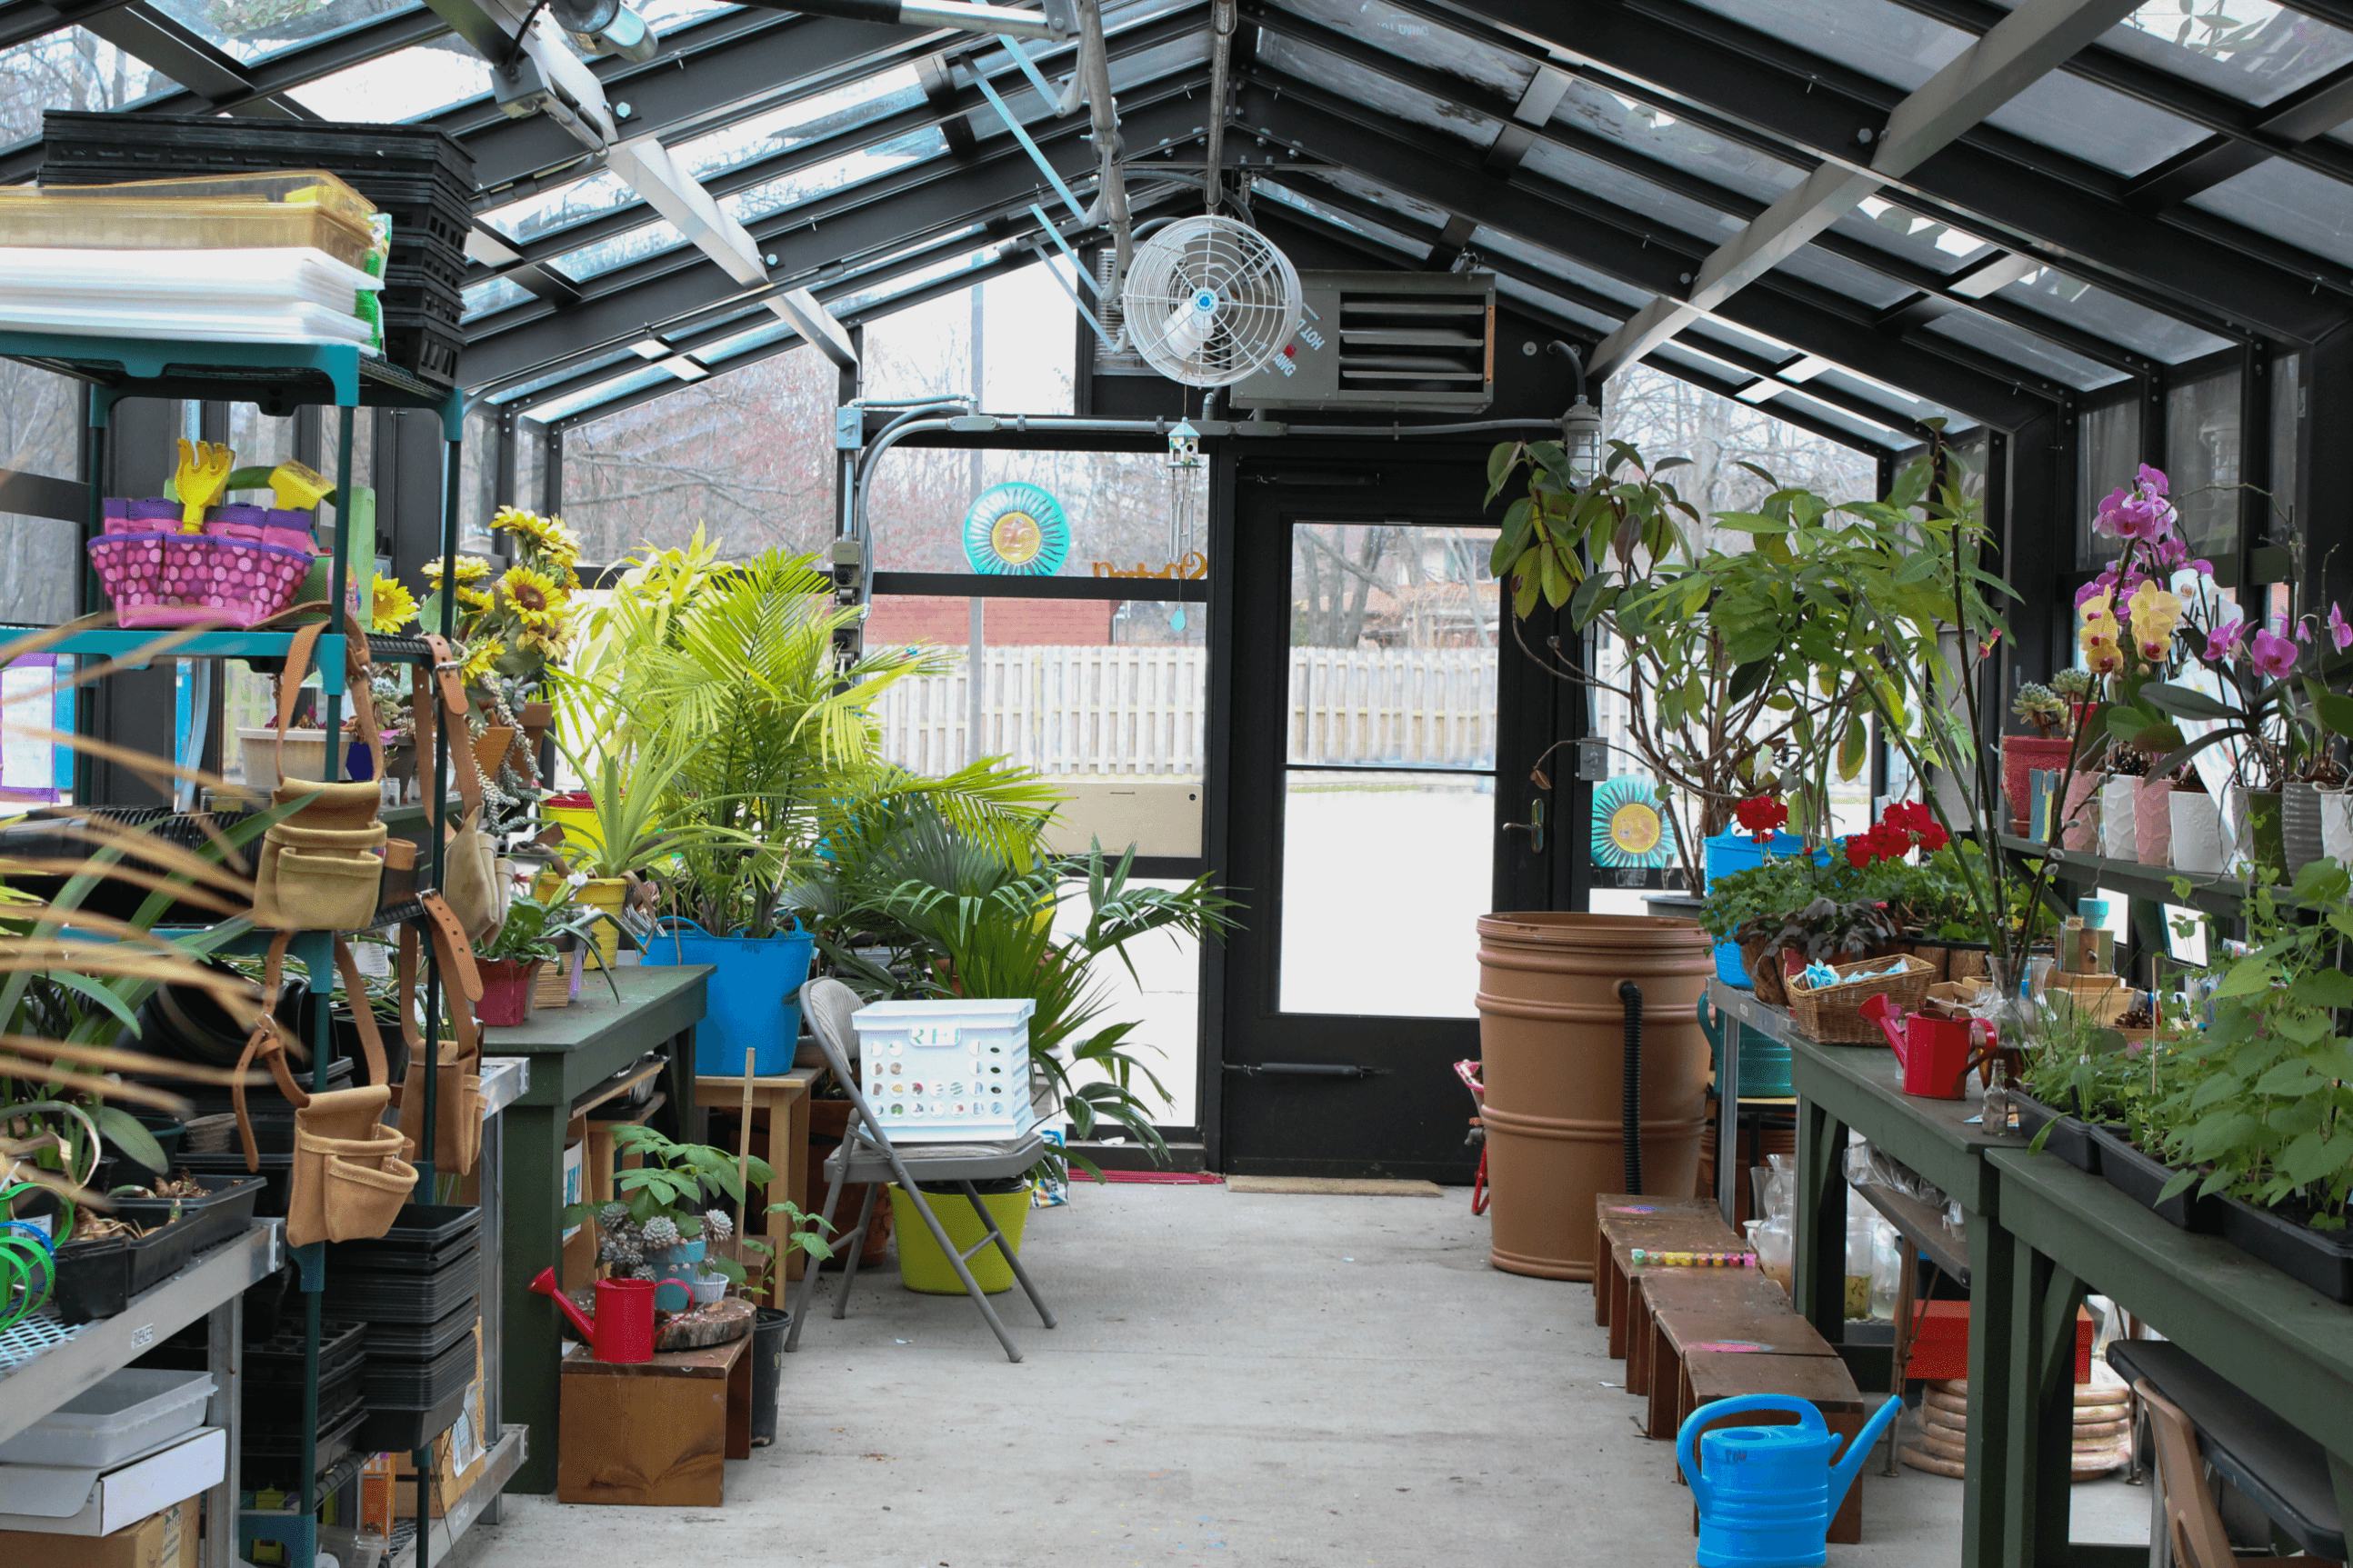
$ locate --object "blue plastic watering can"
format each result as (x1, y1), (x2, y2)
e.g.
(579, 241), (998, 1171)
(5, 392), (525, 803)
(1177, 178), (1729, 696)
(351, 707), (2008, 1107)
(1677, 1393), (1903, 1568)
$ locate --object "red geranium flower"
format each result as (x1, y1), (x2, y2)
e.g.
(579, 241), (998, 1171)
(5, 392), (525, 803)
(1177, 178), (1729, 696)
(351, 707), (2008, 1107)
(1734, 794), (1789, 844)
(1917, 821), (1949, 853)
(1844, 835), (1875, 869)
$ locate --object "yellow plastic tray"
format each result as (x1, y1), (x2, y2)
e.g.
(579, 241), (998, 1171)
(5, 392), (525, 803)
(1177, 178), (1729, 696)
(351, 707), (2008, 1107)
(1, 170), (381, 273)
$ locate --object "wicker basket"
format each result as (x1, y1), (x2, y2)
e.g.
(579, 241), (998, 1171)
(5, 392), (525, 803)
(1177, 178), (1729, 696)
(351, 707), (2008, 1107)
(1785, 953), (1938, 1044)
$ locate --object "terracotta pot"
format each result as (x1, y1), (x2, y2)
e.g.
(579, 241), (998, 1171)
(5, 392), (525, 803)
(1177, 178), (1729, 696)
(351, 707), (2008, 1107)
(2001, 734), (2075, 834)
(806, 1099), (894, 1268)
(517, 699), (553, 758)
(476, 957), (540, 1027)
(1475, 913), (1713, 1282)
(2132, 776), (2174, 866)
(473, 724), (517, 783)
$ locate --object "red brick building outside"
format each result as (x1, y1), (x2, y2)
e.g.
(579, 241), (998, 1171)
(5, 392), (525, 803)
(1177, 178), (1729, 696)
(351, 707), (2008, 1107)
(865, 594), (1116, 647)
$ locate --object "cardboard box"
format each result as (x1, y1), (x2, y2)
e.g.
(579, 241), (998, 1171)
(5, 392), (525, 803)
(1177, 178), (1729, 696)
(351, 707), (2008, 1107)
(0, 1497), (197, 1568)
(386, 1320), (488, 1519)
(0, 1428), (225, 1536)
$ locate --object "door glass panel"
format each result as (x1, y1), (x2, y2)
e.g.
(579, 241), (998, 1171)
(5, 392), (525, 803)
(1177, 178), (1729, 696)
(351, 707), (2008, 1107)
(1278, 523), (1498, 1017)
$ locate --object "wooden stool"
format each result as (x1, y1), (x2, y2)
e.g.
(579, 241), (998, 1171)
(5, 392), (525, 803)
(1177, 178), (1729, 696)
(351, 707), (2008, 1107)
(1594, 1194), (1738, 1355)
(1680, 1351), (1868, 1544)
(1640, 1273), (1815, 1435)
(1628, 1268), (1785, 1402)
(696, 1068), (817, 1302)
(556, 1334), (754, 1505)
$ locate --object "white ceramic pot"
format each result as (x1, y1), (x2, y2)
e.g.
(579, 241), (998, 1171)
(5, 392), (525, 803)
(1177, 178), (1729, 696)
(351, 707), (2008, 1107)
(2170, 792), (2224, 874)
(2098, 777), (2139, 861)
(687, 1271), (728, 1306)
(2321, 789), (2353, 865)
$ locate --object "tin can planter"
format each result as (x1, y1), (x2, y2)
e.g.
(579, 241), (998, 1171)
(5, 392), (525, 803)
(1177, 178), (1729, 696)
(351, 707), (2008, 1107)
(2281, 780), (2328, 882)
(2001, 734), (2074, 834)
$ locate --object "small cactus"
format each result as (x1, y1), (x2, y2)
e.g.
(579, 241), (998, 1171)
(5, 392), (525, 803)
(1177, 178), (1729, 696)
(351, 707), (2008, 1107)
(703, 1209), (735, 1242)
(597, 1202), (627, 1229)
(2049, 668), (2095, 703)
(642, 1214), (680, 1249)
(629, 1263), (656, 1282)
(2012, 682), (2067, 736)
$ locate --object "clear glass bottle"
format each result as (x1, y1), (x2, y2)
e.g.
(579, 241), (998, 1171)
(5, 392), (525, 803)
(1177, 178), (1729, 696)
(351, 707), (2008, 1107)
(1980, 1056), (2017, 1135)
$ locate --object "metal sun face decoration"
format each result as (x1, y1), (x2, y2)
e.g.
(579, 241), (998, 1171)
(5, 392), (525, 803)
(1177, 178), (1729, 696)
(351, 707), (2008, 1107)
(962, 481), (1071, 576)
(1590, 776), (1677, 870)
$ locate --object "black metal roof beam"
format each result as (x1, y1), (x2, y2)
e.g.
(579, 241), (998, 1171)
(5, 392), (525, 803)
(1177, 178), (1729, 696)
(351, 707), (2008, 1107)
(1416, 0), (2352, 342)
(1885, 0), (2353, 191)
(463, 85), (1210, 389)
(74, 1), (258, 105)
(1241, 0), (2173, 370)
(471, 4), (1205, 280)
(2128, 59), (2353, 207)
(919, 55), (982, 158)
(1233, 75), (2066, 430)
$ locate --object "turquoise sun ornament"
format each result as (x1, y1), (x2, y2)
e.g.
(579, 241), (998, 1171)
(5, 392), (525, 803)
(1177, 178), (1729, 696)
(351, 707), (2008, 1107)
(1590, 776), (1677, 870)
(961, 482), (1071, 576)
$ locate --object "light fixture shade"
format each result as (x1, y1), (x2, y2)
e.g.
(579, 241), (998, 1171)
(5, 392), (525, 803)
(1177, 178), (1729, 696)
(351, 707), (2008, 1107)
(1561, 396), (1603, 488)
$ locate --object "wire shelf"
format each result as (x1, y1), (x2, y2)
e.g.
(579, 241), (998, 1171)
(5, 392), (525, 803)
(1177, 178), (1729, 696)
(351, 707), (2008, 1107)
(0, 1309), (79, 1375)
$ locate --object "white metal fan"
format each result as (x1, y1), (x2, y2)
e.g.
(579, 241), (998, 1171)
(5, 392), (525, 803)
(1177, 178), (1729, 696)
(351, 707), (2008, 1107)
(1120, 214), (1304, 387)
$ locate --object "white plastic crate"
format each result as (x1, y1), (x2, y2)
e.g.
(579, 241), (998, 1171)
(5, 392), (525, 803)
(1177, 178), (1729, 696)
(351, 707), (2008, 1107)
(0, 1368), (214, 1469)
(852, 998), (1039, 1142)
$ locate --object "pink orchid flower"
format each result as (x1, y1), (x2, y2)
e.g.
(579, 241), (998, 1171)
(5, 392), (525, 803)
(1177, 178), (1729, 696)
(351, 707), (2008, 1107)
(2203, 619), (2247, 664)
(2250, 623), (2298, 678)
(2331, 603), (2352, 654)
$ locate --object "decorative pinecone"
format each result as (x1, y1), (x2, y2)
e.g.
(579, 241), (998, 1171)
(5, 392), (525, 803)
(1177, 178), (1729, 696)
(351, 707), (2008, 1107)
(642, 1215), (680, 1249)
(703, 1209), (734, 1242)
(598, 1202), (627, 1229)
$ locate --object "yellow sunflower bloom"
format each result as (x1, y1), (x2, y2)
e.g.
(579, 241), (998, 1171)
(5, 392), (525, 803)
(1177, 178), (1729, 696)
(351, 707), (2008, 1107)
(423, 554), (494, 586)
(368, 574), (419, 634)
(515, 622), (570, 659)
(455, 584), (495, 613)
(494, 507), (583, 565)
(456, 637), (506, 686)
(498, 564), (568, 628)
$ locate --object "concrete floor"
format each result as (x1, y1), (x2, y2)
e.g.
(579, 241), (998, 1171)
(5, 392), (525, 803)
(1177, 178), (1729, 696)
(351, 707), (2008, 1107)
(457, 1184), (2149, 1568)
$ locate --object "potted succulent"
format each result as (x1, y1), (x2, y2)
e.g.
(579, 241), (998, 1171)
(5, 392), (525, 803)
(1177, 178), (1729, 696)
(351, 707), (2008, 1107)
(472, 873), (615, 1027)
(2003, 683), (2076, 834)
(566, 1125), (776, 1312)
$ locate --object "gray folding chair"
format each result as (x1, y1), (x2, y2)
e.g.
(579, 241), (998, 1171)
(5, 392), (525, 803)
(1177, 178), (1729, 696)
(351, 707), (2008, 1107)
(785, 977), (1057, 1363)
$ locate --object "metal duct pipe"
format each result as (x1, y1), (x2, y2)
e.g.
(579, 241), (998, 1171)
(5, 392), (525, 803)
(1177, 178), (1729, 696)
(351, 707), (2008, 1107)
(1205, 0), (1236, 214)
(1075, 0), (1134, 306)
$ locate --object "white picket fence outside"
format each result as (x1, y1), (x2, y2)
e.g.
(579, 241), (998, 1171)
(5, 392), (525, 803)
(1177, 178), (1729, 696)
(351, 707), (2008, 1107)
(877, 645), (1497, 774)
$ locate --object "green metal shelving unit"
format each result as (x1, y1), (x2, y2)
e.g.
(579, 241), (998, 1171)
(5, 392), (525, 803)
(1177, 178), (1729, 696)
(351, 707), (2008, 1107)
(0, 332), (466, 1568)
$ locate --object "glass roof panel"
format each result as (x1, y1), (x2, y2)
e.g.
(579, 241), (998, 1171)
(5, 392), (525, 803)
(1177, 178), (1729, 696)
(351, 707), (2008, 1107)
(2188, 158), (2353, 265)
(696, 316), (795, 365)
(551, 217), (687, 281)
(1763, 385), (1909, 447)
(491, 347), (637, 404)
(285, 38), (491, 121)
(1255, 33), (1499, 144)
(1774, 244), (1917, 310)
(145, 0), (427, 65)
(536, 364), (671, 424)
(1654, 343), (1754, 384)
(0, 28), (176, 146)
(723, 126), (946, 225)
(462, 275), (535, 322)
(1254, 178), (1430, 258)
(1924, 307), (2128, 390)
(1808, 365), (1970, 430)
(1994, 265), (2231, 363)
(1467, 225), (1652, 310)
(1519, 139), (1744, 243)
(1496, 275), (1620, 337)
(1677, 0), (1967, 89)
(1268, 0), (1537, 99)
(970, 31), (1208, 134)
(1686, 318), (1799, 365)
(1981, 70), (2208, 175)
(1552, 79), (1808, 205)
(482, 169), (636, 245)
(1831, 195), (1993, 274)
(1983, 0), (2353, 107)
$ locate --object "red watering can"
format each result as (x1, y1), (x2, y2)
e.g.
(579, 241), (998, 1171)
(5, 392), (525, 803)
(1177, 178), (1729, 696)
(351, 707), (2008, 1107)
(530, 1266), (686, 1363)
(1859, 994), (1998, 1101)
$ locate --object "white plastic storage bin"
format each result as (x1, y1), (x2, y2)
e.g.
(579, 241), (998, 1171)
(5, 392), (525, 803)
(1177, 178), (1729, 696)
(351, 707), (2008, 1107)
(852, 998), (1039, 1143)
(0, 1369), (214, 1469)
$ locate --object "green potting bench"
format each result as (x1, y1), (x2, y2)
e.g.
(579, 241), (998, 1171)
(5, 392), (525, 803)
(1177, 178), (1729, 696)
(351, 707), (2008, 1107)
(1707, 981), (2018, 1560)
(480, 964), (710, 1494)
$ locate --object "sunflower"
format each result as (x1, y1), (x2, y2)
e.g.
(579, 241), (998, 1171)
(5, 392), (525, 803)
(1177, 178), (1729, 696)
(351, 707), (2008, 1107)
(515, 622), (570, 660)
(455, 584), (495, 613)
(498, 564), (569, 629)
(494, 506), (583, 567)
(423, 554), (494, 587)
(456, 636), (506, 687)
(368, 574), (419, 634)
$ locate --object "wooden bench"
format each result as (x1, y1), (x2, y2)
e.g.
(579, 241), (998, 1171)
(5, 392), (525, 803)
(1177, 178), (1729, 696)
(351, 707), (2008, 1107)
(1679, 1350), (1869, 1545)
(1594, 1193), (1741, 1360)
(556, 1333), (754, 1506)
(1635, 1269), (1811, 1433)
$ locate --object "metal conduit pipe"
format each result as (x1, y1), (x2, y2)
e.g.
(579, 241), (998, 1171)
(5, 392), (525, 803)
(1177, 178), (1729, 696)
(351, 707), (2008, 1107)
(1075, 0), (1134, 307)
(1205, 0), (1236, 214)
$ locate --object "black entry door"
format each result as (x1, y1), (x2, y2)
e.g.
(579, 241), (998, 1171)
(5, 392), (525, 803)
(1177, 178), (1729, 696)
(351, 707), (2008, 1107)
(1217, 454), (1556, 1180)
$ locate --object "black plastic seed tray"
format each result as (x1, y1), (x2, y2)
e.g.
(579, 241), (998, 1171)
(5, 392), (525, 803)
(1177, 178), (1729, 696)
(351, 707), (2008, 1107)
(175, 1147), (303, 1216)
(360, 1298), (478, 1362)
(48, 1174), (266, 1324)
(330, 1204), (480, 1273)
(324, 1249), (478, 1324)
(363, 1329), (474, 1409)
(355, 1377), (467, 1454)
(243, 1393), (366, 1486)
(0, 805), (259, 922)
(249, 1320), (370, 1388)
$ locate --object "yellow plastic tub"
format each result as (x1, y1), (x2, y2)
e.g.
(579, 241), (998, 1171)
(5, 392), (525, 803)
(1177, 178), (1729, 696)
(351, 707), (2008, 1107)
(889, 1183), (1031, 1294)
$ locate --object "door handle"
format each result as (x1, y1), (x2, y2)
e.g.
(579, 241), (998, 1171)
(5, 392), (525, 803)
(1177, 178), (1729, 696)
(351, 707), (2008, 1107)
(1502, 796), (1546, 853)
(1221, 1062), (1387, 1079)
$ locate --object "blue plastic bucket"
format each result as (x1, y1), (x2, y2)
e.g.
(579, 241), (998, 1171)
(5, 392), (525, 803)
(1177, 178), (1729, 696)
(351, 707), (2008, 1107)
(1701, 832), (1825, 988)
(645, 918), (816, 1075)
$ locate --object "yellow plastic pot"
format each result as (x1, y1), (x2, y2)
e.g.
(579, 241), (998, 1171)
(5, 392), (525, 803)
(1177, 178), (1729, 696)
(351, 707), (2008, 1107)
(889, 1183), (1030, 1294)
(543, 800), (603, 859)
(536, 871), (628, 970)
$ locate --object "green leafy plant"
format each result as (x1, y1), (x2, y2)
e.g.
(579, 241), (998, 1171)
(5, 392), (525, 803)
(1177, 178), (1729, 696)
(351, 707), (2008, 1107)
(547, 723), (726, 881)
(1740, 895), (1899, 969)
(739, 1199), (836, 1299)
(2144, 858), (2353, 1224)
(1697, 854), (1829, 944)
(564, 1125), (774, 1286)
(476, 874), (616, 999)
(2018, 988), (2140, 1129)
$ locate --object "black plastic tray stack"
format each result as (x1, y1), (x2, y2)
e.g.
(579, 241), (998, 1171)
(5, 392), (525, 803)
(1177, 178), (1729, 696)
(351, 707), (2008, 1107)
(38, 113), (474, 386)
(325, 1205), (481, 1453)
(49, 1174), (267, 1324)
